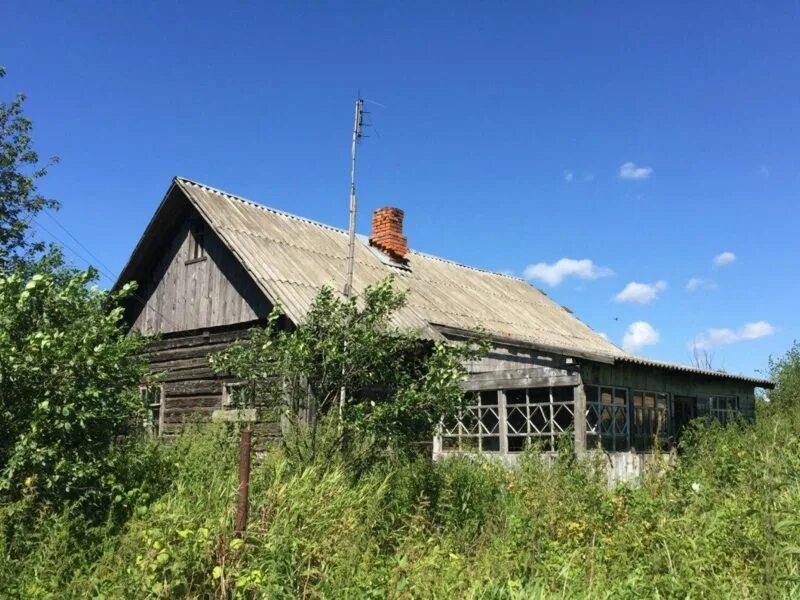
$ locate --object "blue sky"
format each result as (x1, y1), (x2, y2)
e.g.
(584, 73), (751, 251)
(4, 1), (798, 378)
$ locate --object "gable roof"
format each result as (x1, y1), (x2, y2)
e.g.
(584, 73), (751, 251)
(116, 177), (773, 388)
(176, 178), (623, 355)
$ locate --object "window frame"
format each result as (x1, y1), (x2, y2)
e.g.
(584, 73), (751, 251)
(708, 395), (739, 424)
(586, 385), (630, 452)
(186, 221), (206, 264)
(222, 380), (256, 409)
(630, 389), (669, 451)
(439, 386), (575, 454)
(505, 386), (575, 452)
(140, 384), (164, 437)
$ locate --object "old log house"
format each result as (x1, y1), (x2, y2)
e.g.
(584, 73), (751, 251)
(115, 178), (773, 475)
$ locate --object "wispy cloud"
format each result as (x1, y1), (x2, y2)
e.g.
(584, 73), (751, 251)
(760, 165), (769, 177)
(619, 162), (653, 180)
(523, 258), (613, 287)
(623, 321), (660, 353)
(614, 280), (667, 304)
(712, 251), (736, 268)
(689, 321), (776, 351)
(563, 170), (574, 183)
(686, 277), (718, 292)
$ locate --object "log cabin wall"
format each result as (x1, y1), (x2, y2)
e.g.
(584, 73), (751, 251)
(145, 324), (282, 445)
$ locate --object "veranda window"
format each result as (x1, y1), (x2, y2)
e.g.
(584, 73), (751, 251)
(708, 396), (739, 424)
(440, 387), (575, 453)
(631, 390), (669, 451)
(506, 386), (575, 452)
(586, 386), (629, 451)
(440, 390), (501, 452)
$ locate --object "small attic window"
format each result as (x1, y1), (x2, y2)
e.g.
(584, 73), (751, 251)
(187, 221), (206, 263)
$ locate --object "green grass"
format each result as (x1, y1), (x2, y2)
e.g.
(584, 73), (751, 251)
(2, 405), (800, 599)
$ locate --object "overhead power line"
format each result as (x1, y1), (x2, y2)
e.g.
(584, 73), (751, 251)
(31, 214), (178, 329)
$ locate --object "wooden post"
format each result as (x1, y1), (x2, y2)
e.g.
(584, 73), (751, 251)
(234, 426), (252, 537)
(573, 380), (587, 456)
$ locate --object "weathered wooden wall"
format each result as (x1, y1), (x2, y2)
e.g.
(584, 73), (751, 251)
(130, 213), (271, 335)
(146, 326), (281, 444)
(581, 361), (756, 414)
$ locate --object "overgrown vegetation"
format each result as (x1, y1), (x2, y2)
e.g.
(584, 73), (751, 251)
(209, 280), (487, 465)
(2, 386), (800, 598)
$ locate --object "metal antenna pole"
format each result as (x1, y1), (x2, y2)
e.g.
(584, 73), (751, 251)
(343, 98), (363, 300)
(340, 98), (364, 423)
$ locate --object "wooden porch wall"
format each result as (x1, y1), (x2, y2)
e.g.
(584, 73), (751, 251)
(580, 361), (757, 415)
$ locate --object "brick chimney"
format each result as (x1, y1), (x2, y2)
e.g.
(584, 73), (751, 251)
(370, 207), (408, 261)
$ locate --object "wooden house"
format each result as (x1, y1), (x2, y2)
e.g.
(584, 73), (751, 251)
(116, 178), (772, 473)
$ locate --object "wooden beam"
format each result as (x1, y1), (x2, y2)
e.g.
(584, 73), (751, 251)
(463, 370), (580, 391)
(432, 324), (616, 365)
(573, 380), (587, 455)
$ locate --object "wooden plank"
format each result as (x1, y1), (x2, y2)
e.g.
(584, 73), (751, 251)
(573, 381), (587, 455)
(463, 371), (579, 391)
(165, 379), (222, 397)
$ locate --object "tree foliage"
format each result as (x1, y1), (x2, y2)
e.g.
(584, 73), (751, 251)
(210, 277), (488, 463)
(0, 266), (150, 511)
(767, 340), (800, 411)
(0, 66), (60, 272)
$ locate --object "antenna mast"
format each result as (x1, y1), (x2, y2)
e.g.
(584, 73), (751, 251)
(343, 98), (364, 300)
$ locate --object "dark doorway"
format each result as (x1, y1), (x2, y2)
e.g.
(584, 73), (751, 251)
(672, 396), (697, 443)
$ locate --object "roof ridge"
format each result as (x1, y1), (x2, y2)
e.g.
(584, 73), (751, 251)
(175, 177), (350, 237)
(177, 177), (527, 284)
(409, 249), (526, 282)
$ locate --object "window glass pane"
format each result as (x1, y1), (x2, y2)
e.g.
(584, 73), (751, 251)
(508, 436), (527, 452)
(585, 385), (599, 404)
(507, 405), (527, 434)
(553, 403), (574, 432)
(529, 388), (549, 404)
(480, 407), (499, 434)
(481, 437), (500, 452)
(551, 386), (573, 403)
(505, 389), (526, 405)
(479, 390), (498, 406)
(614, 388), (627, 405)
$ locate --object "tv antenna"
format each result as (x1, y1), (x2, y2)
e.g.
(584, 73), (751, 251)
(343, 97), (365, 300)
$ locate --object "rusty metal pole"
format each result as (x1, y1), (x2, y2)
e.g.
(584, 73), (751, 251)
(234, 426), (252, 537)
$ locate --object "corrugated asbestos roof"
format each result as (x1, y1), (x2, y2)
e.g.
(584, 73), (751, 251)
(138, 177), (770, 387)
(175, 177), (622, 356)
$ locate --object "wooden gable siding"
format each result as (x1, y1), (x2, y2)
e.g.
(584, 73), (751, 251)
(130, 213), (271, 335)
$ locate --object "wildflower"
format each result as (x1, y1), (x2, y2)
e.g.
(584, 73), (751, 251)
(691, 482), (701, 493)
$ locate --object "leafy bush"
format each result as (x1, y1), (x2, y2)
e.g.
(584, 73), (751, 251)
(0, 266), (150, 516)
(210, 278), (488, 464)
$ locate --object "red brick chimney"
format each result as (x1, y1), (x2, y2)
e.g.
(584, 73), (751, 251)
(370, 207), (408, 261)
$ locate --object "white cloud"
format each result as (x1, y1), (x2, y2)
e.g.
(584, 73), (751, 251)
(712, 251), (736, 268)
(619, 161), (653, 180)
(598, 332), (609, 340)
(690, 320), (776, 351)
(523, 258), (613, 287)
(686, 277), (718, 292)
(564, 170), (574, 183)
(614, 280), (667, 304)
(622, 321), (660, 353)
